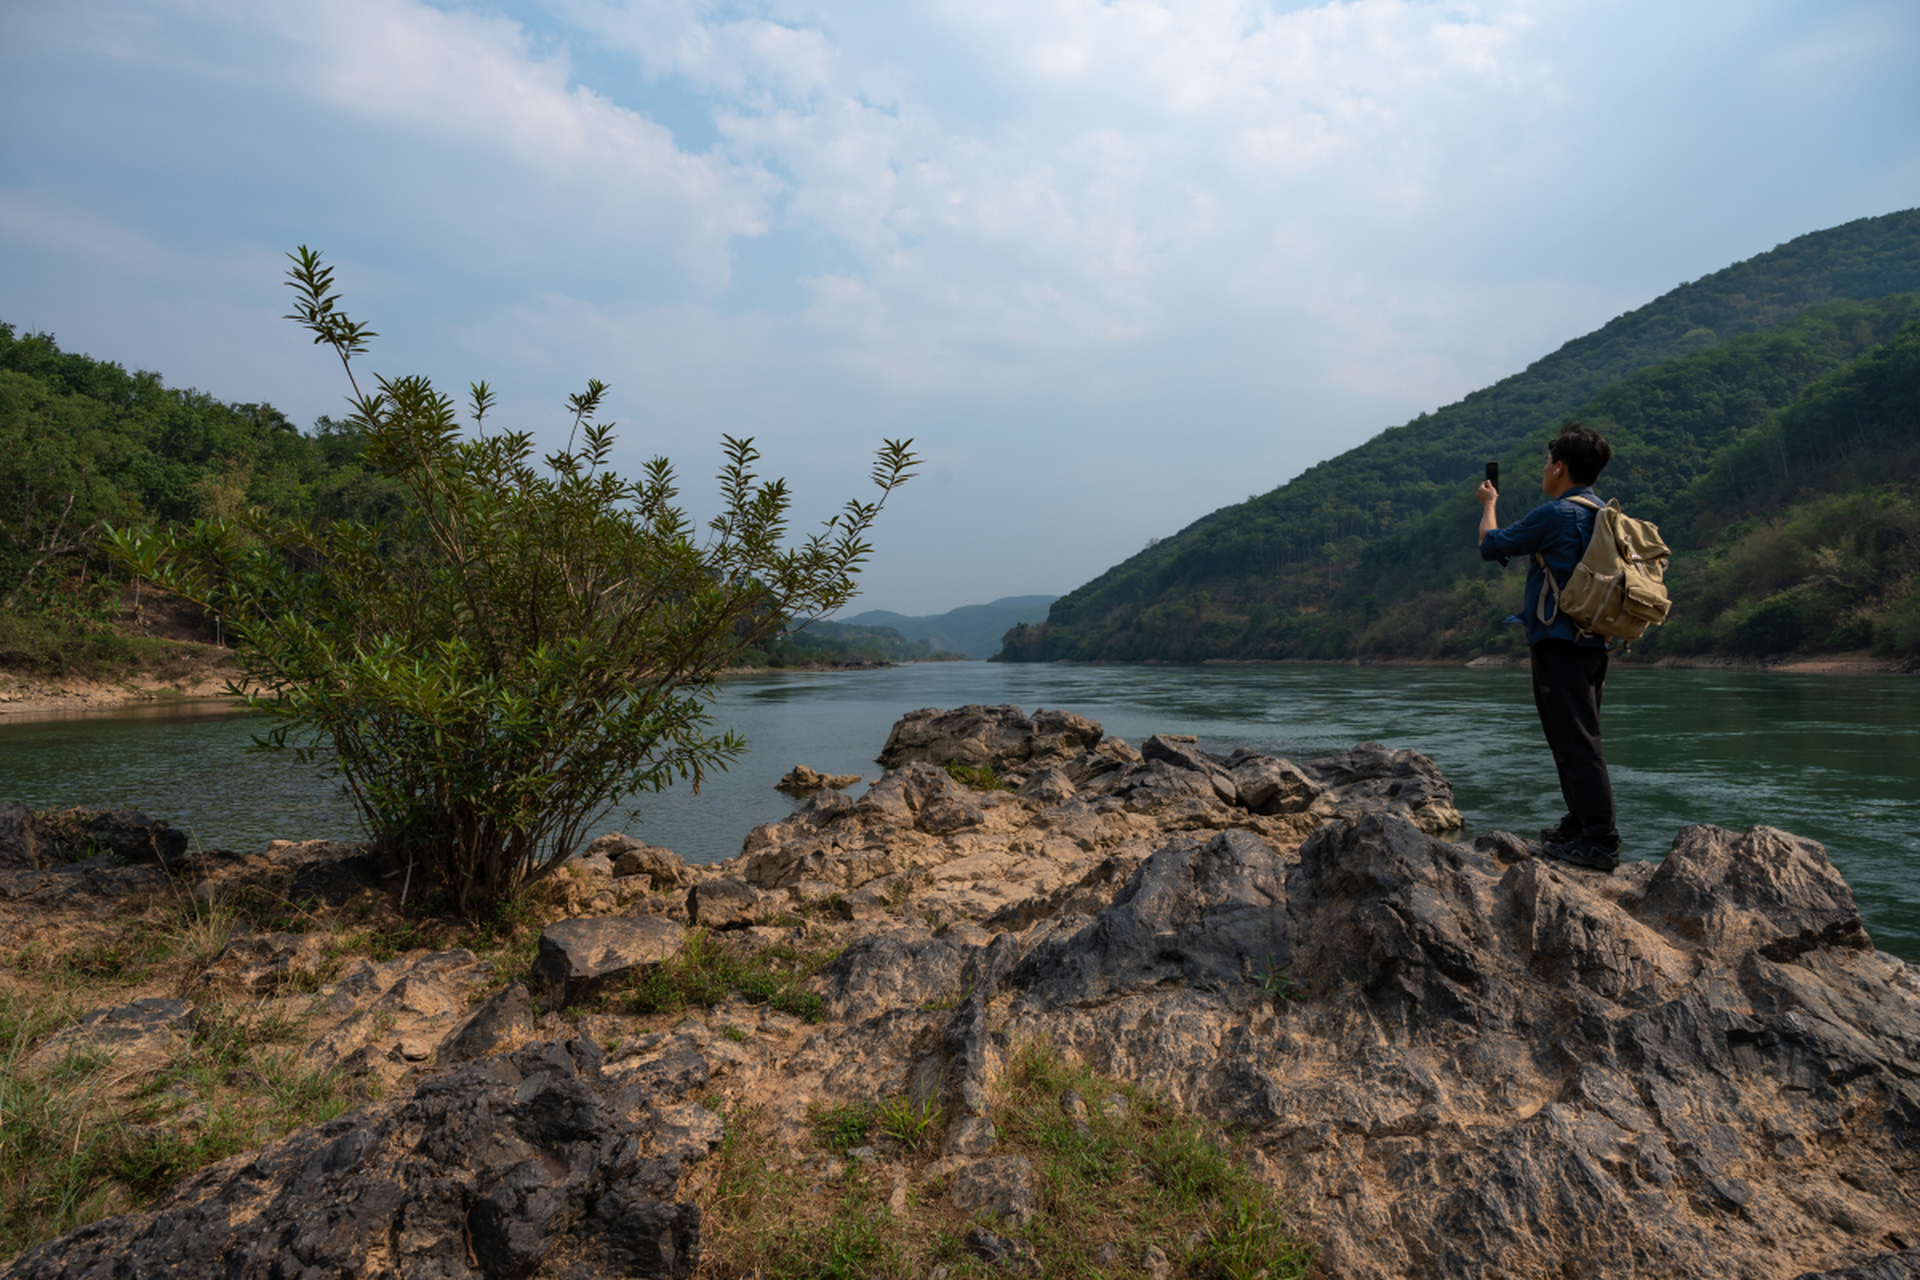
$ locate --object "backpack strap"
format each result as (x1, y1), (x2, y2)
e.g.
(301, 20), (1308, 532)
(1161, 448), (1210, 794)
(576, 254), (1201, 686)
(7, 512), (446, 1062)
(1531, 494), (1604, 629)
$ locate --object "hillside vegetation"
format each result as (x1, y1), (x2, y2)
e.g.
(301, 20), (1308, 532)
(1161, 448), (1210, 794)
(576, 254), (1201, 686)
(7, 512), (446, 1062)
(736, 619), (964, 668)
(844, 595), (1057, 658)
(1000, 209), (1920, 665)
(0, 324), (406, 675)
(0, 326), (938, 681)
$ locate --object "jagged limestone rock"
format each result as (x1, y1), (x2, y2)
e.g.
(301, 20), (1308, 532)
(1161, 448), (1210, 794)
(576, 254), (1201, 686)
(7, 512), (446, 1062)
(14, 706), (1918, 1280)
(775, 764), (864, 794)
(7, 1039), (710, 1280)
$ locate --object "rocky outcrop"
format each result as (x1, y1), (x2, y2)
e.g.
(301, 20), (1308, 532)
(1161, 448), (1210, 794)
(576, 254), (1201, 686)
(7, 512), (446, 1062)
(775, 764), (864, 794)
(11, 706), (1919, 1280)
(984, 817), (1920, 1279)
(587, 834), (693, 890)
(83, 809), (191, 866)
(0, 805), (193, 913)
(0, 801), (49, 870)
(876, 703), (1103, 780)
(716, 717), (1460, 933)
(696, 706), (1917, 1278)
(6, 1037), (712, 1280)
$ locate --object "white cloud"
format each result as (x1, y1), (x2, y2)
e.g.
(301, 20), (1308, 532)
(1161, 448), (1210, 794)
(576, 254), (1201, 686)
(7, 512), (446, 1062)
(550, 0), (1556, 382)
(5, 0), (1915, 611)
(44, 0), (779, 291)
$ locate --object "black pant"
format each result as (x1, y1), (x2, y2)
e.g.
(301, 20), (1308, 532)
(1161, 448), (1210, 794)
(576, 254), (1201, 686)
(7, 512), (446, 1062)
(1529, 640), (1616, 841)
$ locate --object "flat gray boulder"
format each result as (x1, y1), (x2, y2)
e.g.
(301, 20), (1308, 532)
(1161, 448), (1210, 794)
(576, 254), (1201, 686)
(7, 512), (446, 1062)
(25, 997), (196, 1077)
(535, 915), (685, 1010)
(686, 876), (766, 929)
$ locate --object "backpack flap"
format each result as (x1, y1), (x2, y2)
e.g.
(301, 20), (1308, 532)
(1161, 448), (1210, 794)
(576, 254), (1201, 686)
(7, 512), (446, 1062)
(1621, 571), (1671, 624)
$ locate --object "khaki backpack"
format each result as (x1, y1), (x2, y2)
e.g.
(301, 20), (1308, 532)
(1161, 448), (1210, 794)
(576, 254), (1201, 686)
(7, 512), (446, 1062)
(1536, 495), (1672, 645)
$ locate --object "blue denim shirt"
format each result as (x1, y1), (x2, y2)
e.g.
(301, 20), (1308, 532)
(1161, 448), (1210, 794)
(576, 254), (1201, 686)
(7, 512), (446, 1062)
(1479, 486), (1606, 647)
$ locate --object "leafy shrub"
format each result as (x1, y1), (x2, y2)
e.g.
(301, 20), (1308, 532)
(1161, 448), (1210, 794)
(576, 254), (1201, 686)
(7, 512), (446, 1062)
(113, 249), (916, 914)
(1735, 587), (1812, 653)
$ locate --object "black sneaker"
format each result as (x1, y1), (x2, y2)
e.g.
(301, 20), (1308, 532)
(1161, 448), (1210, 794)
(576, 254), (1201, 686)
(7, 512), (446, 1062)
(1539, 822), (1578, 844)
(1541, 834), (1620, 872)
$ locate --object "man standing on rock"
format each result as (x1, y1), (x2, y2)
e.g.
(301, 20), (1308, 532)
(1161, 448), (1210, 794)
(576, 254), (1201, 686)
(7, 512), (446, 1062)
(1476, 424), (1620, 871)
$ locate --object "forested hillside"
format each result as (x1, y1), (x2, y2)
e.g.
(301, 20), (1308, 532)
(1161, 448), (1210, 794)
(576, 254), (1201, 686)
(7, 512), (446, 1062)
(0, 324), (407, 672)
(1000, 209), (1920, 664)
(844, 595), (1057, 658)
(0, 326), (953, 677)
(735, 620), (964, 668)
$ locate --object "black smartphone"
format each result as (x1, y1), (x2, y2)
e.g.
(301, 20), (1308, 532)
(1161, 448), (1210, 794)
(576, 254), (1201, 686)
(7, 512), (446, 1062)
(1485, 461), (1499, 492)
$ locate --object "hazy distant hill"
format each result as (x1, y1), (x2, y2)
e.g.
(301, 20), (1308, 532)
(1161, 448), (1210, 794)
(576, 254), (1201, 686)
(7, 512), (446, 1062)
(998, 208), (1920, 664)
(845, 594), (1058, 658)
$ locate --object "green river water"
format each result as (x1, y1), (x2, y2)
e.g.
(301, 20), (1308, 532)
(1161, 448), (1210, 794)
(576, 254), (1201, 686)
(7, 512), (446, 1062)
(2, 662), (1915, 960)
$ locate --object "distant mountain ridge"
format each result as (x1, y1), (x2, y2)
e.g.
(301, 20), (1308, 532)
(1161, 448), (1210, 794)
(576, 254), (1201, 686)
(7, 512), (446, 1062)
(844, 594), (1058, 659)
(1000, 208), (1920, 664)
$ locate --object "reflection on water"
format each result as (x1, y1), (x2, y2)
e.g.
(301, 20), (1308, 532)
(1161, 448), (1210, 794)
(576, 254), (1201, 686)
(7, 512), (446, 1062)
(1, 664), (1915, 960)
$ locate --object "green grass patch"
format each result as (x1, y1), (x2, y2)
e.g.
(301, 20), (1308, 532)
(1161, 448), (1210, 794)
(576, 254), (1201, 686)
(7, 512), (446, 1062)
(55, 935), (165, 984)
(992, 1038), (1313, 1280)
(0, 987), (357, 1260)
(694, 1038), (1313, 1279)
(618, 930), (836, 1022)
(941, 762), (1014, 792)
(700, 1105), (905, 1280)
(811, 1101), (875, 1154)
(874, 1095), (942, 1153)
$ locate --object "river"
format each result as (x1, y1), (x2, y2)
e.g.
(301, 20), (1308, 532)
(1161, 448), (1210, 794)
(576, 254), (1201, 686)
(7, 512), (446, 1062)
(2, 662), (1915, 960)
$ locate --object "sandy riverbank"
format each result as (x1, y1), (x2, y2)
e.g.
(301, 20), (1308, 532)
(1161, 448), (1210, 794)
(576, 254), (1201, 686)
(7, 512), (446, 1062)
(2, 648), (1908, 720)
(0, 658), (901, 719)
(0, 667), (241, 719)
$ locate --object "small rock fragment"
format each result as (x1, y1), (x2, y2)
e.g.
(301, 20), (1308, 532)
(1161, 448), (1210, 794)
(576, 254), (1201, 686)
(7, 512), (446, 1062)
(438, 983), (534, 1064)
(949, 1154), (1039, 1227)
(687, 877), (766, 929)
(1017, 766), (1076, 805)
(944, 1114), (997, 1155)
(964, 1226), (1039, 1274)
(776, 764), (864, 794)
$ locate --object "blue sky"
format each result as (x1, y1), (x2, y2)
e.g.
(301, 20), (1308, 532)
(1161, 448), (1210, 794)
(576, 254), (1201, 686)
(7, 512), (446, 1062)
(3, 0), (1917, 615)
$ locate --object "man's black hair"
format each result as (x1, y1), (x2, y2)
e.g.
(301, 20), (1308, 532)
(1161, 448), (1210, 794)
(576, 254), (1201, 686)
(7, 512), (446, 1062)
(1550, 424), (1611, 486)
